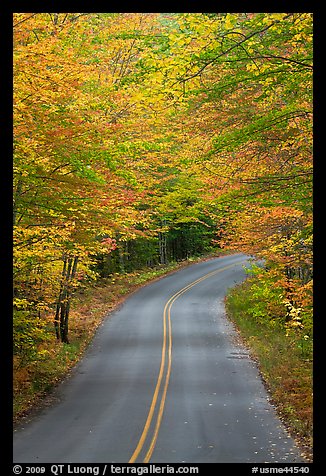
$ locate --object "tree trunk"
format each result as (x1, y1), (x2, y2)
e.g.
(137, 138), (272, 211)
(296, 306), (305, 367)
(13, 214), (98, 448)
(54, 256), (67, 340)
(159, 231), (168, 265)
(55, 255), (78, 343)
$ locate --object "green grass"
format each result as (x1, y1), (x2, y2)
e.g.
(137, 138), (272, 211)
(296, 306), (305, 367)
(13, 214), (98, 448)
(225, 279), (313, 461)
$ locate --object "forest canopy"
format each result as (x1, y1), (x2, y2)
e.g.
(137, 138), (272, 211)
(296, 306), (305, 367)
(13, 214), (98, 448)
(13, 12), (312, 352)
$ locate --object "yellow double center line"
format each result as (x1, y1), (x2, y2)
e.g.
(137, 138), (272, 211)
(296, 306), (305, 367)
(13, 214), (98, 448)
(128, 260), (245, 463)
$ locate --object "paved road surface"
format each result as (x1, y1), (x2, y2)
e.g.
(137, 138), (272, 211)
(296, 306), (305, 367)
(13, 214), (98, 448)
(13, 254), (304, 463)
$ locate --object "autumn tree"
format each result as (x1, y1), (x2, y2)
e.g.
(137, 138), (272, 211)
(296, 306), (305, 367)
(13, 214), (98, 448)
(13, 12), (164, 348)
(135, 12), (313, 329)
(13, 12), (313, 354)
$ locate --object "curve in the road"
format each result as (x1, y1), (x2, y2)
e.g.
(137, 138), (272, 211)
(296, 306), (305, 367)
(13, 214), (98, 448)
(129, 262), (246, 463)
(13, 253), (305, 463)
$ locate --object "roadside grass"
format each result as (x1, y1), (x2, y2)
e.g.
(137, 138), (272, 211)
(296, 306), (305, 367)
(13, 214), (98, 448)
(13, 253), (226, 423)
(225, 279), (313, 461)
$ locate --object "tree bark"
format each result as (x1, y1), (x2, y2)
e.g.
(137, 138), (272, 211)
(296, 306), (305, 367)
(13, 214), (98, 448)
(54, 255), (78, 343)
(159, 231), (168, 265)
(54, 256), (67, 340)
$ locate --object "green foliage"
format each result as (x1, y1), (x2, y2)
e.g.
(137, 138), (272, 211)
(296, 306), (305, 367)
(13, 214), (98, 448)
(212, 106), (308, 153)
(226, 276), (312, 449)
(236, 266), (286, 326)
(13, 310), (52, 364)
(242, 264), (312, 338)
(230, 263), (313, 343)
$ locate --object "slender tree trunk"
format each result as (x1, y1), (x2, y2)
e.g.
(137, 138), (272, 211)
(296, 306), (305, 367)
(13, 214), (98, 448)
(159, 219), (168, 265)
(159, 231), (168, 265)
(54, 256), (67, 340)
(59, 257), (73, 343)
(55, 255), (78, 343)
(61, 255), (78, 343)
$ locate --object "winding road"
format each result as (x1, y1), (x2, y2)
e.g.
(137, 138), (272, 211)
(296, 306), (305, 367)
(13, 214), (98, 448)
(13, 254), (304, 463)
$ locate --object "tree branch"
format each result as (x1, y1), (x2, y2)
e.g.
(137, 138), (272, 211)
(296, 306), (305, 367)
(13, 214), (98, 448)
(13, 13), (38, 28)
(177, 14), (295, 83)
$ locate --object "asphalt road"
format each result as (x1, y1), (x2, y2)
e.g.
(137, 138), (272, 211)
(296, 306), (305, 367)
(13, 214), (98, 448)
(13, 253), (304, 463)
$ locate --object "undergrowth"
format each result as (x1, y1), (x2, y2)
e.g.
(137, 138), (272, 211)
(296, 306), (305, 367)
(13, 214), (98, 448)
(225, 272), (313, 461)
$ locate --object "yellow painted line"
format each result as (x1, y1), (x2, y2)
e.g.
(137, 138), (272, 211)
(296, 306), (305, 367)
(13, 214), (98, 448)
(129, 260), (246, 463)
(128, 301), (168, 463)
(143, 294), (173, 463)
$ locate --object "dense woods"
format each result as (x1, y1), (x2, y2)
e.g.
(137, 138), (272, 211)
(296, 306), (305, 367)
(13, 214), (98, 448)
(13, 11), (312, 427)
